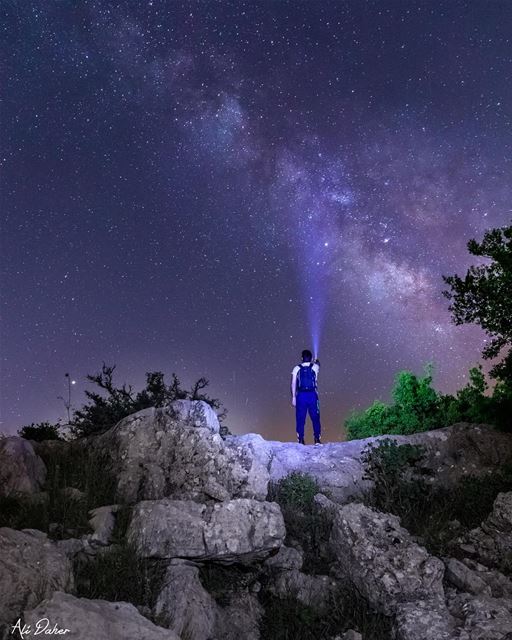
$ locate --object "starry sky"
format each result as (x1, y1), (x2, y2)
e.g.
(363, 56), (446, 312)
(2, 1), (512, 441)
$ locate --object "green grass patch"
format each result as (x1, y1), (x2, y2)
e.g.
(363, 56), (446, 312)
(74, 542), (166, 611)
(268, 472), (334, 575)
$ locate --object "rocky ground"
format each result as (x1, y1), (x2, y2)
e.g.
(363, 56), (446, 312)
(1, 401), (512, 639)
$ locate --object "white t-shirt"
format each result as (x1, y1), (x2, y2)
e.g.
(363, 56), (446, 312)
(291, 362), (319, 393)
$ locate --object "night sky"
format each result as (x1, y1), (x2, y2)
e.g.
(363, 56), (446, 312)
(2, 1), (512, 441)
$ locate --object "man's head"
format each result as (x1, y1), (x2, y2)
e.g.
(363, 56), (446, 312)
(301, 349), (313, 362)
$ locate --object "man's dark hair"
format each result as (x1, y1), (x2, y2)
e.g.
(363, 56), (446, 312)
(301, 349), (313, 362)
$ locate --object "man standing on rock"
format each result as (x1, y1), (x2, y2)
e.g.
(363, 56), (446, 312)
(291, 349), (322, 445)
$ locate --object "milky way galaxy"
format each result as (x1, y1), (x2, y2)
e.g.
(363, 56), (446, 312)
(2, 1), (512, 440)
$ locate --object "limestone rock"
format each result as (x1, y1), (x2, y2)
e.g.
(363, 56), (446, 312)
(93, 402), (269, 503)
(23, 592), (179, 640)
(0, 437), (46, 496)
(448, 591), (512, 640)
(128, 497), (285, 563)
(267, 569), (335, 610)
(459, 559), (512, 599)
(263, 545), (303, 571)
(215, 591), (263, 640)
(172, 399), (220, 433)
(328, 503), (445, 615)
(394, 598), (458, 640)
(153, 559), (216, 640)
(460, 492), (512, 569)
(444, 558), (491, 596)
(88, 505), (118, 546)
(0, 528), (74, 626)
(263, 423), (512, 504)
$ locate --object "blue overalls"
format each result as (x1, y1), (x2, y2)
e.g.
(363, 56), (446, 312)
(295, 365), (322, 441)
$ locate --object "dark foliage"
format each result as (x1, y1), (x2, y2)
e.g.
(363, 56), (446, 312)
(362, 439), (512, 558)
(199, 563), (259, 607)
(267, 472), (334, 575)
(74, 543), (167, 612)
(443, 224), (512, 383)
(18, 421), (62, 441)
(71, 363), (226, 437)
(346, 363), (512, 439)
(259, 587), (392, 640)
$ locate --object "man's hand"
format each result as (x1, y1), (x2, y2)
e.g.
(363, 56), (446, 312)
(291, 397), (296, 407)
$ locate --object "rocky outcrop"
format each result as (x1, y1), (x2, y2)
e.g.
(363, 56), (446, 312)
(258, 423), (512, 504)
(215, 591), (263, 640)
(92, 402), (270, 503)
(0, 528), (74, 626)
(447, 590), (512, 639)
(128, 497), (286, 563)
(458, 492), (512, 570)
(394, 598), (458, 640)
(262, 544), (335, 610)
(90, 407), (512, 507)
(326, 501), (445, 615)
(153, 559), (263, 640)
(154, 559), (217, 639)
(0, 437), (46, 496)
(23, 592), (179, 640)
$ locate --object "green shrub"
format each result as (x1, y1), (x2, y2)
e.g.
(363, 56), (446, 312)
(74, 543), (166, 610)
(19, 421), (62, 441)
(362, 439), (426, 514)
(4, 442), (121, 539)
(268, 472), (321, 511)
(362, 440), (512, 558)
(268, 472), (333, 574)
(345, 363), (511, 440)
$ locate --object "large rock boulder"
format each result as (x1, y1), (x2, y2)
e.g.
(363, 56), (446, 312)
(23, 592), (179, 640)
(242, 423), (512, 504)
(215, 591), (263, 640)
(263, 544), (335, 610)
(394, 598), (459, 640)
(153, 559), (263, 640)
(0, 437), (46, 496)
(0, 528), (74, 627)
(447, 590), (512, 640)
(92, 402), (269, 503)
(128, 497), (286, 563)
(327, 502), (445, 615)
(153, 559), (217, 639)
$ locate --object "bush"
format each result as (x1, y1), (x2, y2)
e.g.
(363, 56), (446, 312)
(0, 494), (49, 530)
(71, 364), (226, 437)
(74, 543), (166, 611)
(345, 364), (512, 439)
(362, 440), (512, 557)
(18, 422), (62, 441)
(268, 472), (333, 574)
(362, 439), (426, 514)
(17, 441), (120, 539)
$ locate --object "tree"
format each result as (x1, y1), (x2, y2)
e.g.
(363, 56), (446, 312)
(443, 225), (512, 382)
(71, 364), (226, 437)
(345, 365), (446, 440)
(19, 422), (62, 441)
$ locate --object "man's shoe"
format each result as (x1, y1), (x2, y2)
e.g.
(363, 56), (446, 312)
(297, 437), (305, 445)
(314, 437), (322, 446)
